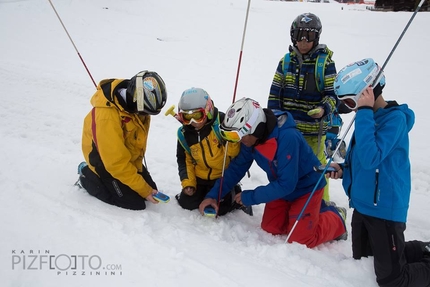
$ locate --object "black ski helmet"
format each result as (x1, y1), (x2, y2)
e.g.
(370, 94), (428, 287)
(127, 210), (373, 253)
(290, 13), (322, 45)
(126, 71), (167, 115)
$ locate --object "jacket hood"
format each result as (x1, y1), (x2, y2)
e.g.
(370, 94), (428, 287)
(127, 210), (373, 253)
(252, 108), (277, 145)
(90, 79), (130, 112)
(290, 43), (330, 55)
(275, 110), (297, 130)
(255, 109), (296, 145)
(289, 44), (333, 64)
(376, 101), (415, 132)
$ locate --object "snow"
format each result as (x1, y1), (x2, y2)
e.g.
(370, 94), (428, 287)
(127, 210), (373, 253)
(1, 0), (429, 286)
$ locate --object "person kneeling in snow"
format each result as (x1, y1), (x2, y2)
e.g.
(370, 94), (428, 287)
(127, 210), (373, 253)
(174, 87), (251, 216)
(327, 58), (430, 286)
(77, 71), (167, 210)
(198, 97), (347, 248)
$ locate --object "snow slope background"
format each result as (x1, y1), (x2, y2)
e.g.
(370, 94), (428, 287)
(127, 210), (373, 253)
(1, 0), (429, 286)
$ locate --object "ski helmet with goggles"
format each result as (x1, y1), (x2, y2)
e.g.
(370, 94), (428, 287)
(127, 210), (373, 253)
(126, 71), (167, 115)
(334, 58), (386, 110)
(178, 87), (214, 125)
(220, 98), (266, 143)
(290, 13), (322, 44)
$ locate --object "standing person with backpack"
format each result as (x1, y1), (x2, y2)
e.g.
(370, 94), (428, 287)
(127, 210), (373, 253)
(327, 58), (430, 286)
(175, 88), (251, 216)
(267, 12), (338, 202)
(77, 70), (167, 210)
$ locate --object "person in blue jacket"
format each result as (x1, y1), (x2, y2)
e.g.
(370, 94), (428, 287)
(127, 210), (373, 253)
(327, 58), (430, 286)
(198, 97), (347, 248)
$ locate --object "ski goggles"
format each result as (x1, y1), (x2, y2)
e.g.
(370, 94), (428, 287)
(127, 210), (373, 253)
(338, 94), (361, 110)
(219, 107), (260, 143)
(220, 128), (243, 143)
(179, 109), (206, 125)
(291, 28), (319, 43)
(338, 82), (374, 110)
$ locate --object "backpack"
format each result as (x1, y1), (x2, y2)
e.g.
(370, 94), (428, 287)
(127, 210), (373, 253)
(282, 52), (329, 92)
(282, 52), (329, 156)
(177, 113), (223, 157)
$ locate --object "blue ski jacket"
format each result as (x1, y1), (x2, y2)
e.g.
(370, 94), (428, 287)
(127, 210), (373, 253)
(342, 102), (415, 223)
(205, 111), (325, 206)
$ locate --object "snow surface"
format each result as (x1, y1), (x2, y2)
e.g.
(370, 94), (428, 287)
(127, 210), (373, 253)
(1, 0), (430, 286)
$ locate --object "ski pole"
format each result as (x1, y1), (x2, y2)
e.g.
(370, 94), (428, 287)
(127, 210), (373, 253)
(285, 115), (355, 244)
(372, 0), (426, 88)
(232, 0), (251, 103)
(216, 141), (229, 218)
(48, 0), (97, 87)
(223, 0), (251, 212)
(285, 0), (425, 243)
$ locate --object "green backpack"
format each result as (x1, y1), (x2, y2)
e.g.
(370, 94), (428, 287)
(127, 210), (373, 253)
(282, 52), (328, 92)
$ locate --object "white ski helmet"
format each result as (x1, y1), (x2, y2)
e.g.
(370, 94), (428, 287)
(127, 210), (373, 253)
(221, 98), (266, 142)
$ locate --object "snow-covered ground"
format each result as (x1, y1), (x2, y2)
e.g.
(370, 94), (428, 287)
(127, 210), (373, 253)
(1, 0), (429, 286)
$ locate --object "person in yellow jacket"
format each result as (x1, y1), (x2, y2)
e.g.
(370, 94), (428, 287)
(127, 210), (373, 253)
(175, 88), (252, 216)
(78, 70), (167, 210)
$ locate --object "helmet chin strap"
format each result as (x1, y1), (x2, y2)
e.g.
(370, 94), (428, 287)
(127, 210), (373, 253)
(134, 71), (148, 112)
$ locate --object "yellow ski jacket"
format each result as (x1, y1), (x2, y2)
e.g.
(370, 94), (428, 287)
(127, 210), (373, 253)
(176, 109), (240, 189)
(82, 78), (153, 199)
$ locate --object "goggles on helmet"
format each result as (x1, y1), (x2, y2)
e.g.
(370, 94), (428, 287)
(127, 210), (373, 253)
(220, 128), (242, 143)
(291, 28), (319, 43)
(220, 107), (260, 143)
(338, 95), (360, 110)
(339, 84), (376, 110)
(179, 109), (206, 125)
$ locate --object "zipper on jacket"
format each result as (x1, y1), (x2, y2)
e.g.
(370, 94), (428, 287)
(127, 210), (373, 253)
(198, 133), (213, 180)
(206, 137), (214, 158)
(373, 169), (380, 206)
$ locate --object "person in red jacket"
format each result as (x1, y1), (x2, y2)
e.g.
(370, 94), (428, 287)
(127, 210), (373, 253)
(77, 70), (167, 210)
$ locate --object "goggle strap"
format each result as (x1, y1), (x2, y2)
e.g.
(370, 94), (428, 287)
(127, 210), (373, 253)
(134, 71), (147, 112)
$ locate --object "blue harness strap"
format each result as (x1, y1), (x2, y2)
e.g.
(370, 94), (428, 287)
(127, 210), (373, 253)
(282, 52), (328, 92)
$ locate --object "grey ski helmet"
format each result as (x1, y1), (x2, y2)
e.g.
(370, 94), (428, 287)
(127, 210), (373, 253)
(178, 87), (214, 121)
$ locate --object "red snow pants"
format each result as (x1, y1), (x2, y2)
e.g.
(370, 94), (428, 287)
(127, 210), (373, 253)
(261, 188), (346, 248)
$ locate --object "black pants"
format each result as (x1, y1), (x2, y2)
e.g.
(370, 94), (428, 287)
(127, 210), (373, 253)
(80, 165), (157, 210)
(176, 178), (242, 216)
(352, 209), (430, 287)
